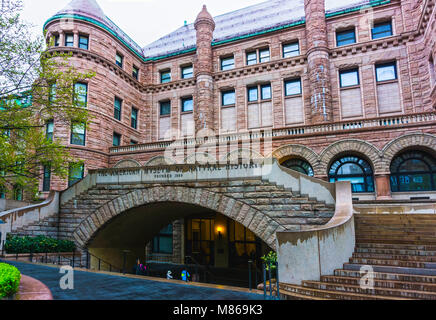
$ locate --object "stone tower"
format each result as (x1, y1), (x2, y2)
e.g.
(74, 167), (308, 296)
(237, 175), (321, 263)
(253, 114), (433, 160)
(304, 0), (332, 123)
(194, 5), (216, 133)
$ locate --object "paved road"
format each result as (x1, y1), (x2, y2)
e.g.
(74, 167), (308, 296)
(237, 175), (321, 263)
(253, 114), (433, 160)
(4, 261), (263, 300)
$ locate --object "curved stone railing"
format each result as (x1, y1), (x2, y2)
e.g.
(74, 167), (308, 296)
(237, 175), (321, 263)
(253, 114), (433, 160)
(60, 172), (97, 206)
(0, 192), (60, 244)
(276, 180), (355, 285)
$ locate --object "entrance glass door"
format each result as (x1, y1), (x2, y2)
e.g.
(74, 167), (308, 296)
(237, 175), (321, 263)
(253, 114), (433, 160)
(185, 218), (215, 266)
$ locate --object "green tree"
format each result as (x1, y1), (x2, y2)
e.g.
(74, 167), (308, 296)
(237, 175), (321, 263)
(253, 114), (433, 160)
(0, 0), (94, 198)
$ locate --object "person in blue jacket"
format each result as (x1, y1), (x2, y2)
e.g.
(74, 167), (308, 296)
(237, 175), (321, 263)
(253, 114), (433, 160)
(181, 269), (190, 282)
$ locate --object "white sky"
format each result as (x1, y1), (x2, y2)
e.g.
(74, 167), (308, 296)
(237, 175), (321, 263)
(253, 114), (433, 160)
(21, 0), (268, 47)
(21, 0), (355, 47)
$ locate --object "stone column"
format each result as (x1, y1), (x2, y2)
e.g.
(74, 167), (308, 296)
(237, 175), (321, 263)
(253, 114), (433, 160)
(59, 32), (65, 47)
(194, 5), (215, 133)
(375, 175), (392, 200)
(73, 30), (79, 47)
(304, 0), (332, 123)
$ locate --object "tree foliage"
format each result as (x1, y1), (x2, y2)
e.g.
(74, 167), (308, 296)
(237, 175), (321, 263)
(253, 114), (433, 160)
(0, 0), (95, 198)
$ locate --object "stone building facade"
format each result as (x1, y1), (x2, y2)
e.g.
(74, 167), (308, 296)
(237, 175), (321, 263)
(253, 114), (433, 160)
(37, 0), (436, 204)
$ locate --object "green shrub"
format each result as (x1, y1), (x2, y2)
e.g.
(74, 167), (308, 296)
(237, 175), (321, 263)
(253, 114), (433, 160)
(4, 235), (76, 254)
(0, 263), (21, 298)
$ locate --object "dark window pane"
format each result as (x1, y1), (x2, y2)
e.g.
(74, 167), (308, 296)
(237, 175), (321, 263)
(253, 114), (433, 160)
(261, 84), (272, 100)
(340, 69), (360, 87)
(43, 165), (51, 192)
(285, 79), (302, 96)
(160, 101), (171, 116)
(116, 53), (123, 68)
(182, 66), (193, 79)
(70, 122), (86, 146)
(68, 164), (84, 187)
(54, 35), (60, 47)
(281, 159), (314, 176)
(113, 132), (121, 146)
(221, 56), (234, 71)
(283, 42), (299, 58)
(376, 63), (397, 82)
(79, 35), (88, 50)
(46, 120), (54, 141)
(182, 97), (193, 112)
(259, 49), (270, 63)
(160, 71), (171, 83)
(222, 90), (235, 106)
(336, 29), (356, 46)
(329, 156), (374, 193)
(74, 83), (87, 107)
(65, 34), (74, 47)
(132, 66), (139, 80)
(372, 21), (392, 39)
(247, 52), (257, 65)
(131, 107), (138, 129)
(248, 87), (258, 102)
(114, 97), (122, 120)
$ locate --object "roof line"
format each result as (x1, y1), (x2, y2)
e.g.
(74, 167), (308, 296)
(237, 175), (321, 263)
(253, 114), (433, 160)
(43, 0), (391, 63)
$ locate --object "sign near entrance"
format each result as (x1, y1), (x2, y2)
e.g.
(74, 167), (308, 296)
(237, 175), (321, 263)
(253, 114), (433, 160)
(95, 162), (270, 184)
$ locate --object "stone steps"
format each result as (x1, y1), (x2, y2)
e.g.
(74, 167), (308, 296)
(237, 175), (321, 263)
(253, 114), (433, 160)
(344, 263), (436, 276)
(279, 284), (410, 300)
(348, 257), (436, 268)
(320, 275), (436, 292)
(334, 269), (436, 283)
(356, 243), (436, 251)
(352, 252), (436, 262)
(302, 280), (436, 299)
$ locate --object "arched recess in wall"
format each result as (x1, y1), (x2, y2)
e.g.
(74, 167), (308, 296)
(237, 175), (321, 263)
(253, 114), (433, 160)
(381, 133), (436, 174)
(220, 148), (264, 164)
(113, 159), (141, 168)
(269, 144), (320, 177)
(184, 152), (217, 165)
(319, 139), (382, 176)
(144, 155), (176, 166)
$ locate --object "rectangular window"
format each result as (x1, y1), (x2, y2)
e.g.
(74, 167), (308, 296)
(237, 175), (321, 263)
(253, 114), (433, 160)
(68, 163), (84, 187)
(246, 51), (257, 66)
(376, 62), (397, 82)
(113, 132), (121, 147)
(339, 69), (360, 87)
(132, 66), (139, 80)
(222, 90), (236, 106)
(336, 29), (356, 47)
(430, 56), (436, 86)
(261, 84), (272, 100)
(283, 42), (300, 58)
(160, 70), (171, 83)
(181, 65), (193, 79)
(79, 35), (89, 50)
(259, 48), (270, 63)
(49, 83), (56, 103)
(114, 97), (122, 120)
(372, 21), (393, 40)
(0, 186), (5, 199)
(152, 224), (173, 254)
(43, 165), (51, 192)
(131, 107), (138, 129)
(221, 56), (235, 71)
(65, 33), (74, 47)
(181, 97), (193, 112)
(46, 120), (54, 142)
(247, 87), (258, 102)
(70, 122), (86, 146)
(54, 35), (60, 47)
(74, 82), (87, 108)
(160, 101), (171, 116)
(115, 53), (123, 68)
(13, 186), (23, 201)
(285, 79), (302, 96)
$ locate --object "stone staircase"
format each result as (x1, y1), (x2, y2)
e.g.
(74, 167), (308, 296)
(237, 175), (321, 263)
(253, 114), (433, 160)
(279, 214), (436, 300)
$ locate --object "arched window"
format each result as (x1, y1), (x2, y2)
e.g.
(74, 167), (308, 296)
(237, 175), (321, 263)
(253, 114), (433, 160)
(390, 151), (436, 192)
(329, 156), (374, 193)
(281, 158), (314, 177)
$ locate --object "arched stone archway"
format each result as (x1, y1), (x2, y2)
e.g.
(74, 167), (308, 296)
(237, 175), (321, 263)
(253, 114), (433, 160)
(381, 133), (436, 173)
(319, 139), (382, 175)
(269, 144), (321, 176)
(144, 155), (175, 166)
(113, 159), (141, 168)
(72, 186), (281, 251)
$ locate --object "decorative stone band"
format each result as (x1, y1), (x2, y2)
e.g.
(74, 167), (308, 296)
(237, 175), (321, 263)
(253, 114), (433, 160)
(109, 111), (436, 154)
(0, 192), (60, 244)
(276, 180), (354, 285)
